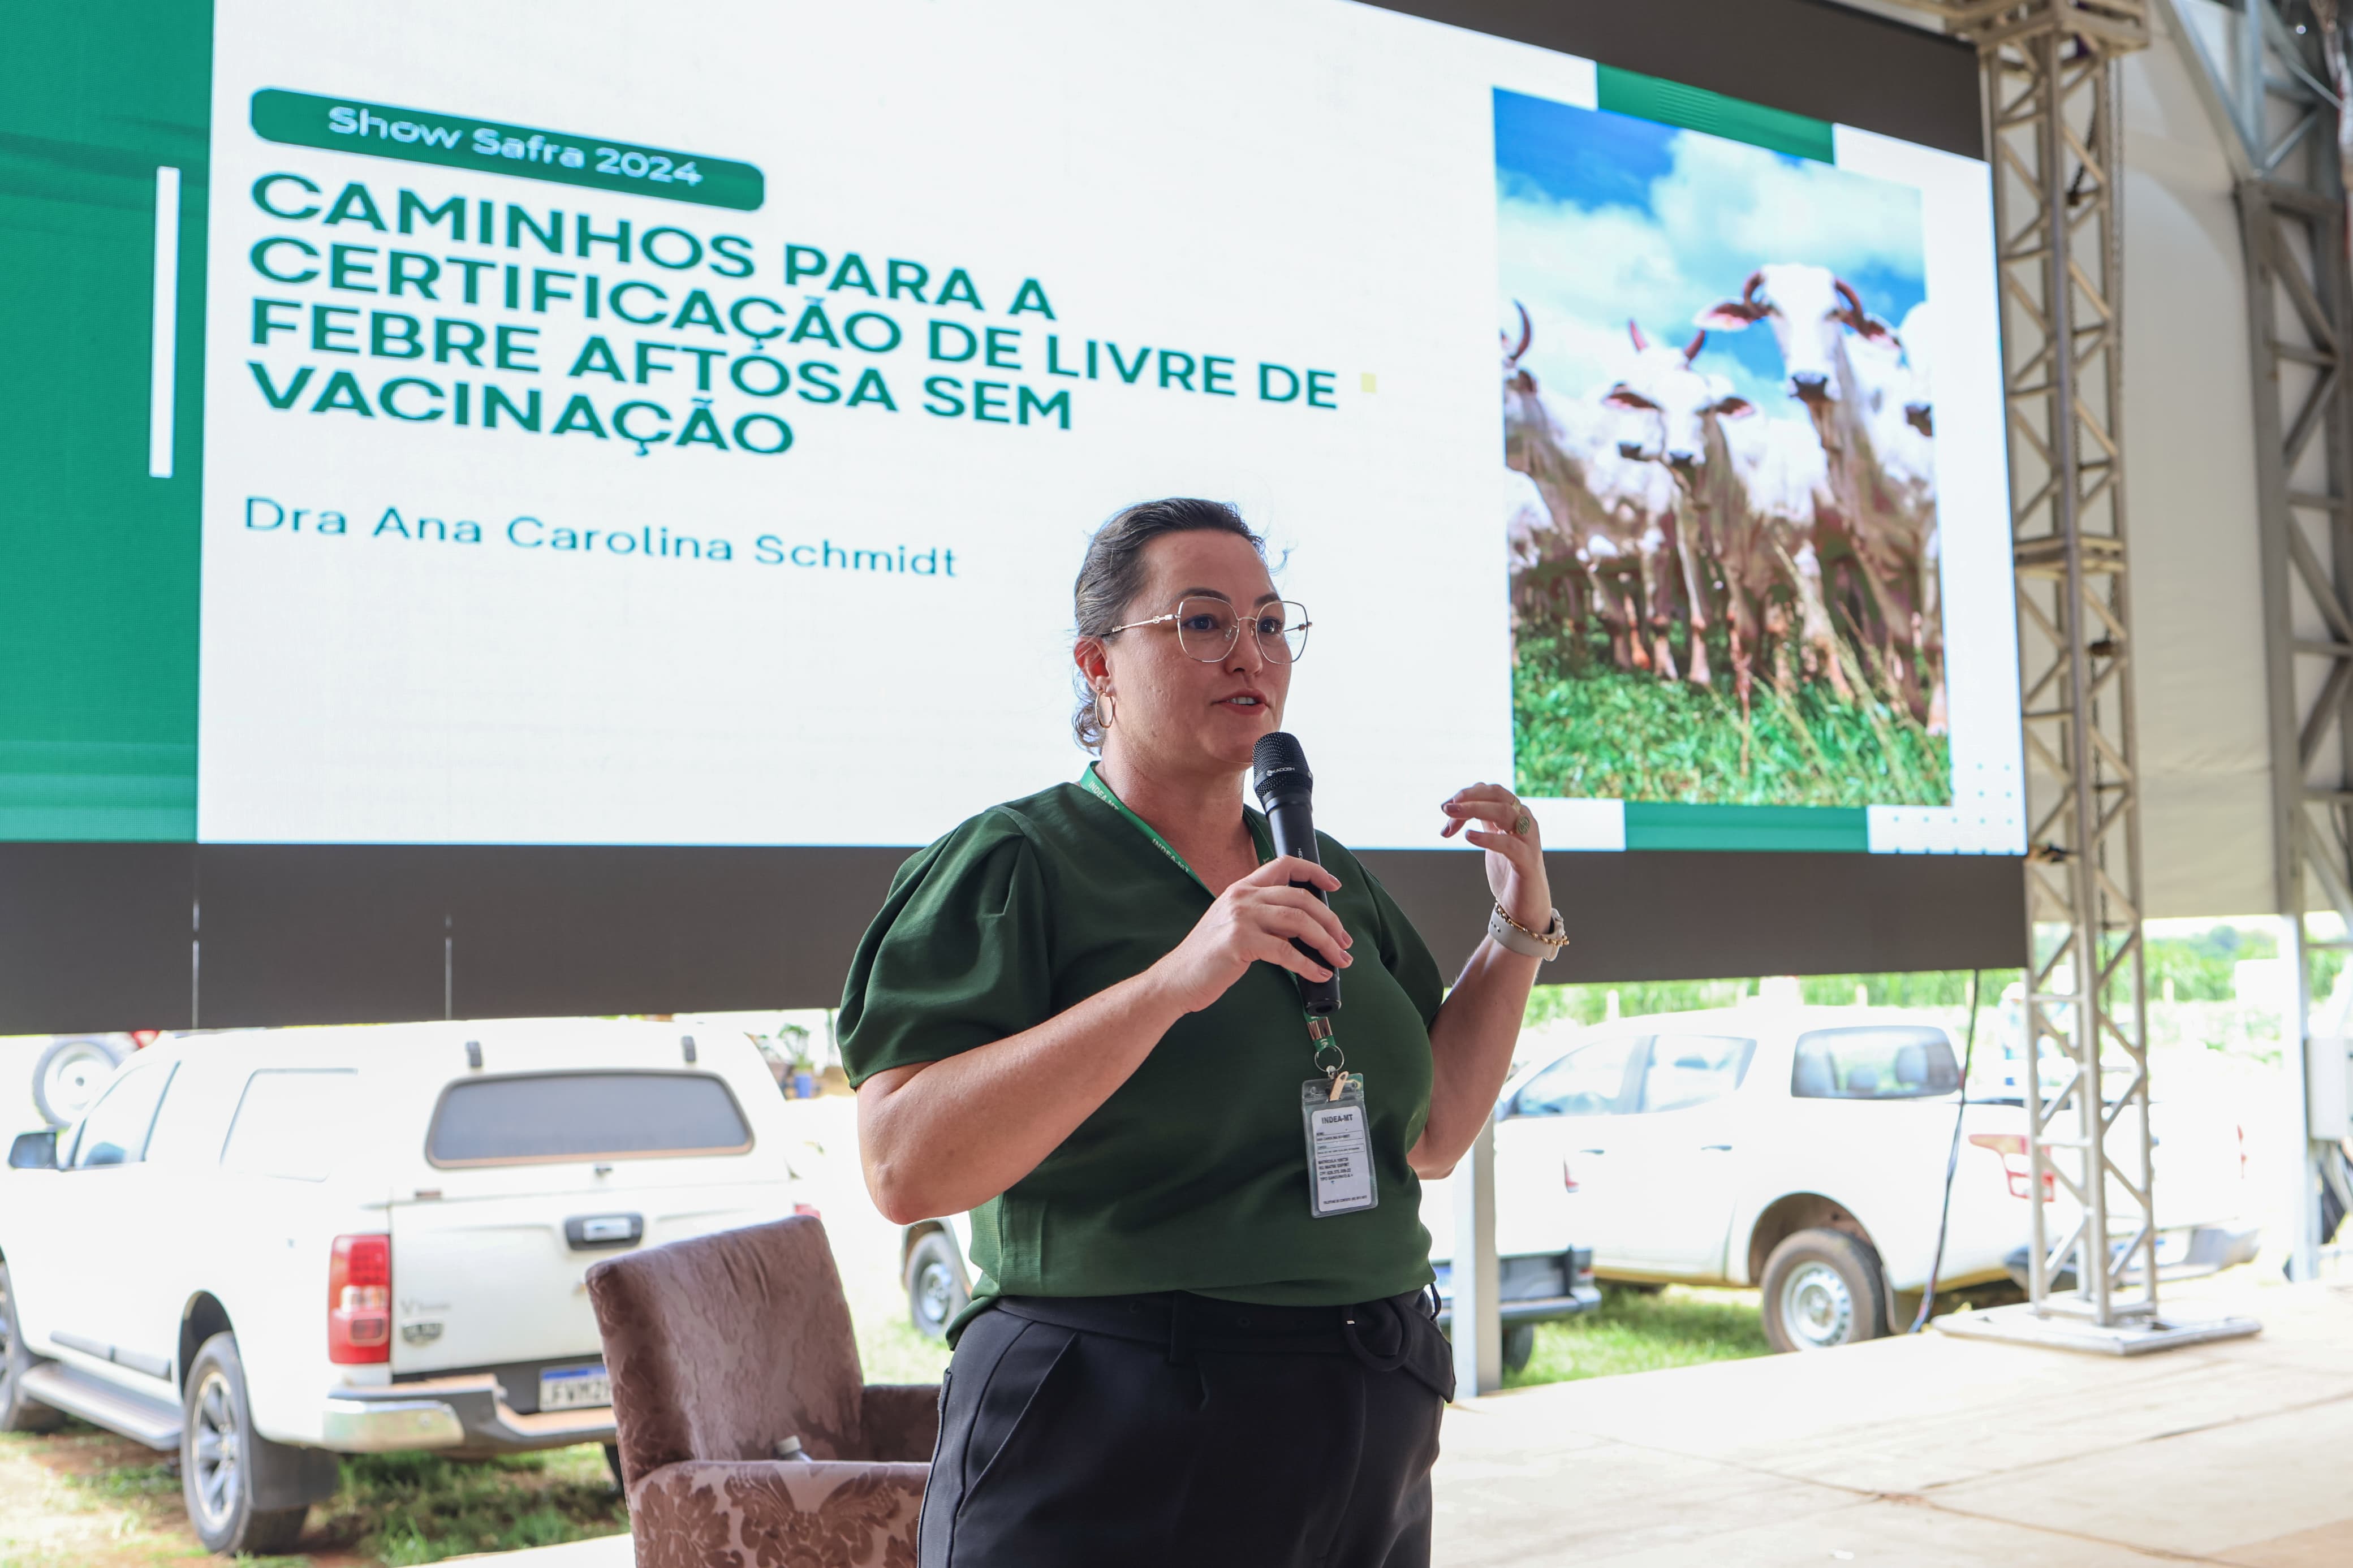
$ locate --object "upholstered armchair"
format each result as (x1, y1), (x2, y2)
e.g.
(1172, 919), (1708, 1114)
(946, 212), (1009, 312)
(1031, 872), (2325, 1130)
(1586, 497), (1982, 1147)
(587, 1215), (938, 1568)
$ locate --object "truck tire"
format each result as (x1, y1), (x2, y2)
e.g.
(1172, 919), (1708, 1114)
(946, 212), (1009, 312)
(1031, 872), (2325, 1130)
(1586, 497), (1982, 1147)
(1502, 1323), (1536, 1374)
(0, 1262), (62, 1433)
(182, 1333), (312, 1556)
(32, 1036), (126, 1128)
(906, 1231), (969, 1341)
(1759, 1229), (1890, 1353)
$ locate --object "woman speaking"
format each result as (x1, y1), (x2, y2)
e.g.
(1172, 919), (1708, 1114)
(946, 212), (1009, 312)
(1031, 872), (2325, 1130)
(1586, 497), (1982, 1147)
(839, 497), (1566, 1567)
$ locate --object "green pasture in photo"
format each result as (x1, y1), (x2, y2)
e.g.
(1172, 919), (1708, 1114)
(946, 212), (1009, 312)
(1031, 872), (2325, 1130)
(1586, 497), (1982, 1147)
(1512, 623), (1951, 807)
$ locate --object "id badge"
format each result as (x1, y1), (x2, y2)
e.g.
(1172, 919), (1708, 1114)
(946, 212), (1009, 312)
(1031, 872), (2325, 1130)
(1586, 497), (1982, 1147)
(1301, 1073), (1377, 1219)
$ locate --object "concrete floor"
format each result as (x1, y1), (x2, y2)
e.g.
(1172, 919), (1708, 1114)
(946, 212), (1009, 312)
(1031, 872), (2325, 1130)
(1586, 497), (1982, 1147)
(483, 1277), (2352, 1567)
(1434, 1277), (2353, 1566)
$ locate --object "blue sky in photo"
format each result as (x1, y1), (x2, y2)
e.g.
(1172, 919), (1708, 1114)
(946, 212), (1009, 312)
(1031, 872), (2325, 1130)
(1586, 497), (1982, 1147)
(1493, 88), (1928, 413)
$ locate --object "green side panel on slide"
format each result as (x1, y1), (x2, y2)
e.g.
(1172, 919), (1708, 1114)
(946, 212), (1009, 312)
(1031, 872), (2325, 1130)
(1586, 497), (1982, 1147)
(1596, 64), (1837, 164)
(1623, 802), (1871, 853)
(0, 5), (213, 840)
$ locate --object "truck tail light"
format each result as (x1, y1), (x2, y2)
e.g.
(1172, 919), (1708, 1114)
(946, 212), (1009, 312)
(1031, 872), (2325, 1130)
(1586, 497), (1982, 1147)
(329, 1233), (391, 1364)
(1969, 1133), (2055, 1202)
(1561, 1160), (1578, 1194)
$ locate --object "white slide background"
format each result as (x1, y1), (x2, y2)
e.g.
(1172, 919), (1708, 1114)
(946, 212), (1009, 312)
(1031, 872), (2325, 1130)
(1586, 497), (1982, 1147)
(195, 0), (2018, 852)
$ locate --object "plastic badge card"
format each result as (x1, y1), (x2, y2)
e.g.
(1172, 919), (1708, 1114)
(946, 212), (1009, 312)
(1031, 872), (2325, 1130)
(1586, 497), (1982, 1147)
(1302, 1073), (1377, 1218)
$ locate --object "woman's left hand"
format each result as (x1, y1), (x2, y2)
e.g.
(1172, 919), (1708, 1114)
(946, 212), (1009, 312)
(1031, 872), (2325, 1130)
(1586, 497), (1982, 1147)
(1441, 784), (1551, 934)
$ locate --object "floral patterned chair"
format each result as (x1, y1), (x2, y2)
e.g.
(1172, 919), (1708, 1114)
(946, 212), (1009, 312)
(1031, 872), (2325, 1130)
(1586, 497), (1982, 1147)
(586, 1214), (938, 1568)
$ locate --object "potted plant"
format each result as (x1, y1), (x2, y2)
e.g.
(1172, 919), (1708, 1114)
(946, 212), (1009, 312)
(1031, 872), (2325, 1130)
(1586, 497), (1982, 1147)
(774, 1022), (816, 1098)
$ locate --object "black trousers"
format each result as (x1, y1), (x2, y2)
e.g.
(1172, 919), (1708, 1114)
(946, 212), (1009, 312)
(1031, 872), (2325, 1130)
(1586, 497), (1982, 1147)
(920, 1289), (1452, 1568)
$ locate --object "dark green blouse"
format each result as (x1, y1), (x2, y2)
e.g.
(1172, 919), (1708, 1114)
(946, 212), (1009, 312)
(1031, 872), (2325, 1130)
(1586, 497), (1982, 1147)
(837, 775), (1445, 1315)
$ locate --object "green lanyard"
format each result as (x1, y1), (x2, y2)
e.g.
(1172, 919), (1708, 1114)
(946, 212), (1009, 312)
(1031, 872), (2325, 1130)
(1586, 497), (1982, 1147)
(1077, 762), (1255, 893)
(1078, 763), (1343, 1080)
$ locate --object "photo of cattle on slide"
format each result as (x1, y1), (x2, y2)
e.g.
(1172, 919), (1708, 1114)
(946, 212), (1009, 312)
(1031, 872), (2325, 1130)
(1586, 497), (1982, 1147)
(1495, 88), (1950, 809)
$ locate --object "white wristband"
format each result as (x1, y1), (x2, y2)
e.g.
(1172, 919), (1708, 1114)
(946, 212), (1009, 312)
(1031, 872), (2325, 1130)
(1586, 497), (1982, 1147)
(1488, 902), (1568, 961)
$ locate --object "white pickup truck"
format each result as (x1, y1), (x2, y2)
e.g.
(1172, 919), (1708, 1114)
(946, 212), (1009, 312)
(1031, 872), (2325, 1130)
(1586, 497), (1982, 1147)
(897, 1211), (1599, 1373)
(897, 1134), (1608, 1372)
(0, 1020), (807, 1556)
(1459, 1004), (2259, 1350)
(894, 1005), (2254, 1362)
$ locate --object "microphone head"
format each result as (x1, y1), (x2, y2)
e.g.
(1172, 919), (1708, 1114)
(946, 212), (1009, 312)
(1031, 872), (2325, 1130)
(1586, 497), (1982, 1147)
(1252, 732), (1312, 807)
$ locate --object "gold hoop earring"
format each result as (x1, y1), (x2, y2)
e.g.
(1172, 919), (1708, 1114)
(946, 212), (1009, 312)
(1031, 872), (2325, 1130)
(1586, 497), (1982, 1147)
(1097, 687), (1115, 731)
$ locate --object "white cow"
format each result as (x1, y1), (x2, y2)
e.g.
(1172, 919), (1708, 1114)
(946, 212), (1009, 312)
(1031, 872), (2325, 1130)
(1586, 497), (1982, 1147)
(1503, 465), (1553, 654)
(1846, 303), (1943, 731)
(1699, 265), (1943, 731)
(1727, 416), (1855, 698)
(1603, 324), (1852, 719)
(1894, 300), (1936, 437)
(1502, 306), (1690, 680)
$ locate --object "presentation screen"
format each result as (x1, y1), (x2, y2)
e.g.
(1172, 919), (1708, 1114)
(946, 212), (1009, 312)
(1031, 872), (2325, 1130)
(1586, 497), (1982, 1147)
(11, 0), (2018, 859)
(2, 0), (2022, 1029)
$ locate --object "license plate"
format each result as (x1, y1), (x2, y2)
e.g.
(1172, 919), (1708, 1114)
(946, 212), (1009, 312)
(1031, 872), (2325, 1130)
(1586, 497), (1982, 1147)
(538, 1364), (611, 1411)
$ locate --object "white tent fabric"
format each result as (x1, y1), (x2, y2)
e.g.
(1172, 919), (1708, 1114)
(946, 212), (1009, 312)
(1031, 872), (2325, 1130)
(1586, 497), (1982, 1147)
(2117, 8), (2276, 917)
(1829, 3), (2283, 921)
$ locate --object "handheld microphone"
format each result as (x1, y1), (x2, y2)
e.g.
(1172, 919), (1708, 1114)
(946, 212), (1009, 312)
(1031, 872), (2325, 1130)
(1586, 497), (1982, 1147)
(1252, 732), (1341, 1017)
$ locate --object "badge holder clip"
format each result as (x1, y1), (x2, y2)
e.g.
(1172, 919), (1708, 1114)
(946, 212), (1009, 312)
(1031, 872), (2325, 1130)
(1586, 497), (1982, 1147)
(1301, 1016), (1377, 1218)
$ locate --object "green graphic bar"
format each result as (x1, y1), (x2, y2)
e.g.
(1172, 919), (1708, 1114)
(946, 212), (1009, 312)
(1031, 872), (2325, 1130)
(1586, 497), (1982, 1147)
(0, 742), (197, 841)
(2, 7), (210, 842)
(1596, 65), (1835, 165)
(250, 89), (764, 212)
(1623, 802), (1870, 853)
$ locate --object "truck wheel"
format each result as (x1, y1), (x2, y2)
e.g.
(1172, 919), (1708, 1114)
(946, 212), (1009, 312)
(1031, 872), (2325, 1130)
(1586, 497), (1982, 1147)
(1502, 1324), (1536, 1374)
(906, 1232), (969, 1341)
(32, 1036), (126, 1128)
(182, 1333), (310, 1556)
(0, 1262), (62, 1433)
(1759, 1229), (1889, 1353)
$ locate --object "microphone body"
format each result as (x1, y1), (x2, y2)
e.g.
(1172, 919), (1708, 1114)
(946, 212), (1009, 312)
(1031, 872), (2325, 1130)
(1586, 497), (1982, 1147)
(1252, 733), (1341, 1016)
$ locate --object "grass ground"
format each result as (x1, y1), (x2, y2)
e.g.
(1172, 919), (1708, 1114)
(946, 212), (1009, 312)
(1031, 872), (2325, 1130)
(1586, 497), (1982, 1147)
(1513, 621), (1950, 806)
(1499, 1278), (2039, 1393)
(0, 1419), (622, 1568)
(312, 1448), (624, 1565)
(0, 1291), (1771, 1566)
(0, 1093), (1825, 1565)
(854, 1304), (955, 1386)
(1503, 1284), (1769, 1389)
(0, 1420), (219, 1568)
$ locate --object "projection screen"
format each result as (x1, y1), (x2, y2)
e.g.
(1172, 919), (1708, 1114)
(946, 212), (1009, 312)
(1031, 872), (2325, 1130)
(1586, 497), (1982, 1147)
(0, 0), (2022, 1030)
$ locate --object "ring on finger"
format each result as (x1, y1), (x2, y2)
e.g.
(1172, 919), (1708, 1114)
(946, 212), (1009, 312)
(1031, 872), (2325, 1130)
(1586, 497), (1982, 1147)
(1513, 811), (1532, 836)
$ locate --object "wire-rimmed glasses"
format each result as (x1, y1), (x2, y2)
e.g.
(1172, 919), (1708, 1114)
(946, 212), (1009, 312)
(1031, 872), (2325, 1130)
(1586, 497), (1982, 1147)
(1106, 597), (1311, 664)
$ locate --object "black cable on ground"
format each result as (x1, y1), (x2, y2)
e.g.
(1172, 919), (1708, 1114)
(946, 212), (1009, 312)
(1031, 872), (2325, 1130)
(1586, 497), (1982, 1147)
(1911, 969), (1982, 1333)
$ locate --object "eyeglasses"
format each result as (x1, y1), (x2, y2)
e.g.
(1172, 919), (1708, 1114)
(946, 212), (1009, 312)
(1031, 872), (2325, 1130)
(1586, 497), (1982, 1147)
(1106, 597), (1312, 664)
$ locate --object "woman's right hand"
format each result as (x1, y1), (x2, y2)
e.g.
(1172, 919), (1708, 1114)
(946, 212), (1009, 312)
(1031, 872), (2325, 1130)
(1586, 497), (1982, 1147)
(1149, 856), (1354, 1014)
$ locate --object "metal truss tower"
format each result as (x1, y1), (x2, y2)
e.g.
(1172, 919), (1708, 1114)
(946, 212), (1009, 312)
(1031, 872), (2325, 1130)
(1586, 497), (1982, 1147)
(1981, 0), (2161, 1332)
(2164, 0), (2353, 1280)
(1884, 0), (2242, 1344)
